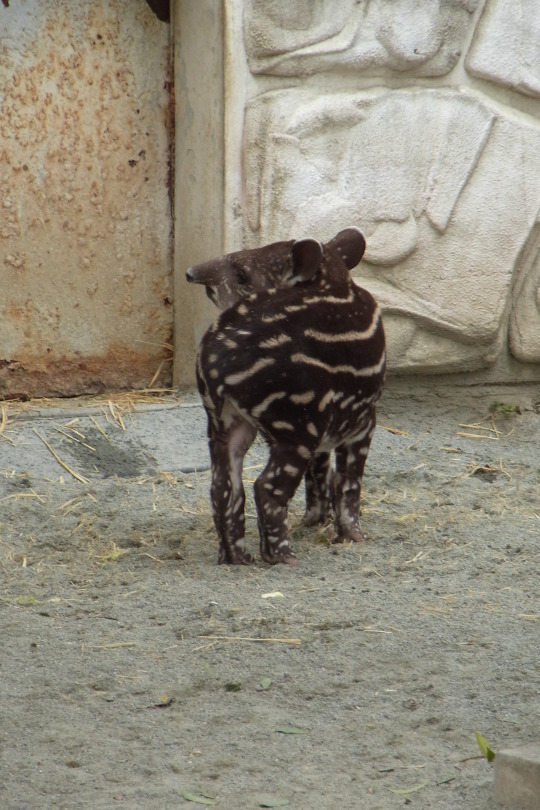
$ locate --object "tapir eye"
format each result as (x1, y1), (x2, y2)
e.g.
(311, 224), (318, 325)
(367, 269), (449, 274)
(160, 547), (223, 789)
(236, 269), (248, 285)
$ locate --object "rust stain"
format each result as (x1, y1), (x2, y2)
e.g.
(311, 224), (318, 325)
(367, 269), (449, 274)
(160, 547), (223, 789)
(0, 1), (173, 398)
(0, 340), (173, 400)
(164, 69), (175, 211)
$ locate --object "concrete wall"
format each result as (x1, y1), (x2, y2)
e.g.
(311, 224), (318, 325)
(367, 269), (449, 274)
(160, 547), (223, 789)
(177, 0), (540, 385)
(0, 0), (172, 397)
(173, 0), (224, 387)
(3, 2), (538, 391)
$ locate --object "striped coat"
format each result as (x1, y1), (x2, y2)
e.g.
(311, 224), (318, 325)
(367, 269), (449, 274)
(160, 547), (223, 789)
(192, 228), (386, 565)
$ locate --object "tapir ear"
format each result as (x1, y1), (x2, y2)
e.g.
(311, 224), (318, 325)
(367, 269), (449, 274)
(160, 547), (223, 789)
(290, 238), (323, 284)
(326, 227), (366, 269)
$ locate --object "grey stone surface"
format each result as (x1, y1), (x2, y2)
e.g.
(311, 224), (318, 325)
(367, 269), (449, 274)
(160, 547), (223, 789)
(244, 0), (480, 77)
(219, 0), (540, 382)
(1, 381), (540, 809)
(242, 87), (540, 372)
(0, 398), (212, 487)
(494, 743), (540, 809)
(467, 0), (540, 97)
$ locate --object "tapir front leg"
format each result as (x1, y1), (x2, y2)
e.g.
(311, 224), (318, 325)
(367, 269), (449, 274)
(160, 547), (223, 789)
(207, 410), (257, 565)
(332, 412), (376, 543)
(254, 444), (310, 565)
(302, 452), (333, 527)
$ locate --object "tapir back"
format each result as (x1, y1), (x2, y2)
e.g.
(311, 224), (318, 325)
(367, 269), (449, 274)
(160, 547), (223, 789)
(192, 227), (386, 565)
(199, 267), (385, 452)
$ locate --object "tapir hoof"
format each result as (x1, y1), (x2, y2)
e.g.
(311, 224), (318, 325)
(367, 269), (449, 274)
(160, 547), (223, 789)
(260, 544), (298, 566)
(218, 545), (255, 565)
(334, 526), (366, 544)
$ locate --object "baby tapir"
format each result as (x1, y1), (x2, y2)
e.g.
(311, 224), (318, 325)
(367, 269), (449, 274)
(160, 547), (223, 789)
(186, 227), (386, 565)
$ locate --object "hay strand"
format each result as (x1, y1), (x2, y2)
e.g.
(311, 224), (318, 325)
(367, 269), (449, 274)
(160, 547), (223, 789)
(199, 635), (301, 644)
(33, 429), (90, 485)
(89, 415), (112, 443)
(378, 425), (409, 436)
(456, 432), (498, 441)
(0, 404), (7, 438)
(92, 642), (138, 650)
(53, 426), (96, 451)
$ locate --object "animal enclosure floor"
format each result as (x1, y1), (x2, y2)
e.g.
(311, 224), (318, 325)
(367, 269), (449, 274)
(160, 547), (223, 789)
(1, 381), (539, 810)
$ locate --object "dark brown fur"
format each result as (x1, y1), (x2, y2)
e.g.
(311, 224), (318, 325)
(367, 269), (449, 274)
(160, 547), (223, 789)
(188, 228), (386, 565)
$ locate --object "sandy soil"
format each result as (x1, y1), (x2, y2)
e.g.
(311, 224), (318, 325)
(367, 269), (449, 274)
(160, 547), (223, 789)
(1, 380), (539, 810)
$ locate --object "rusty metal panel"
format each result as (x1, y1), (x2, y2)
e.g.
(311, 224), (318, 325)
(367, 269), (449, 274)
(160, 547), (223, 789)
(0, 0), (172, 397)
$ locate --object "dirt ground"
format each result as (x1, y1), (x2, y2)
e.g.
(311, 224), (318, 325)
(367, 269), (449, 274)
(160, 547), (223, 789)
(1, 380), (539, 810)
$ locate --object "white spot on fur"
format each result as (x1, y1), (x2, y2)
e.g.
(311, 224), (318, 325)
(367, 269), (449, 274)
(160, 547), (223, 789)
(224, 357), (276, 386)
(318, 390), (335, 411)
(340, 395), (356, 410)
(304, 313), (380, 343)
(259, 334), (292, 349)
(351, 397), (369, 411)
(291, 391), (315, 405)
(262, 312), (287, 323)
(272, 421), (294, 431)
(284, 464), (299, 476)
(252, 391), (287, 418)
(303, 290), (355, 305)
(292, 352), (386, 378)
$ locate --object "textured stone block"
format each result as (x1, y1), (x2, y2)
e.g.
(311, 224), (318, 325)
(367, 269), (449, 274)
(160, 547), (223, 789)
(494, 743), (540, 809)
(244, 0), (480, 78)
(242, 87), (540, 372)
(467, 0), (540, 98)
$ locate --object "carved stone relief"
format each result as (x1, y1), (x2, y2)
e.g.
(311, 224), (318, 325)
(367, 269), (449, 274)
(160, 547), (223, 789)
(243, 88), (540, 371)
(466, 0), (540, 98)
(509, 220), (540, 362)
(230, 0), (540, 373)
(244, 0), (481, 78)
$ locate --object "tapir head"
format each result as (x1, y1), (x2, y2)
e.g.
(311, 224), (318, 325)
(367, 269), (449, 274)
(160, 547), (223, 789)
(185, 227), (366, 310)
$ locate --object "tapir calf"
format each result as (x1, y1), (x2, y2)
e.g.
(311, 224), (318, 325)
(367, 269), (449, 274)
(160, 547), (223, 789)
(186, 228), (386, 565)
